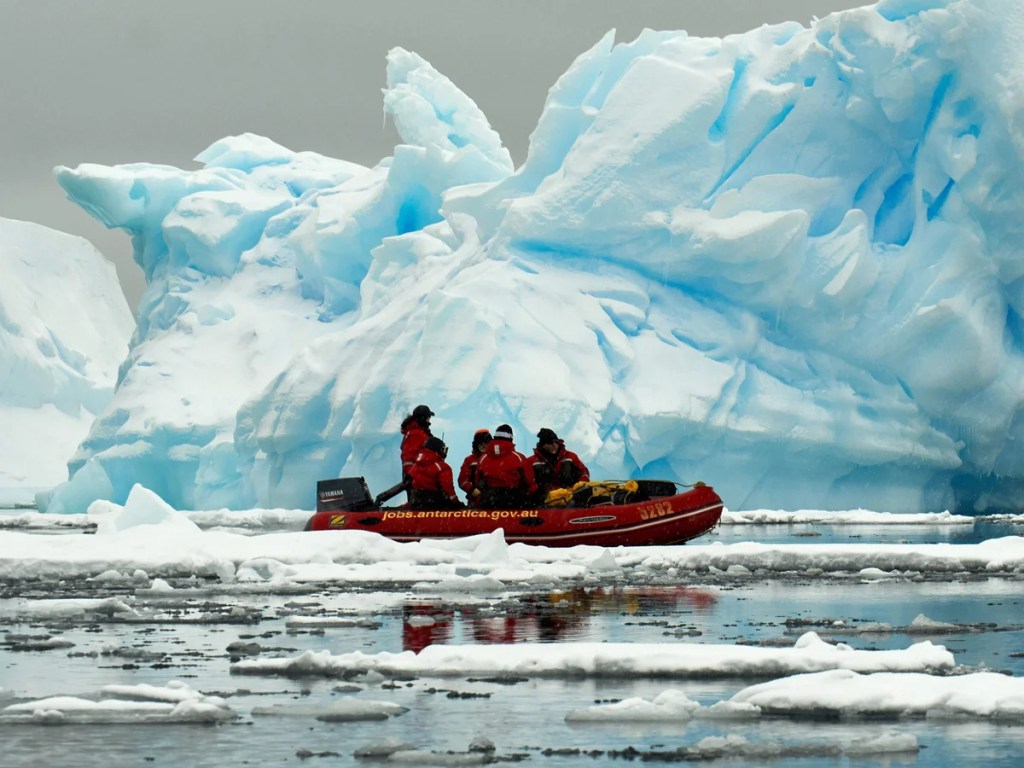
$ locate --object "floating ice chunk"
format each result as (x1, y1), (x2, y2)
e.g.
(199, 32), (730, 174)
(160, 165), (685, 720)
(1, 681), (234, 723)
(232, 632), (953, 679)
(468, 528), (511, 565)
(587, 549), (620, 573)
(235, 557), (299, 583)
(148, 578), (174, 592)
(94, 484), (200, 535)
(353, 739), (419, 758)
(423, 574), (507, 594)
(907, 613), (961, 633)
(732, 668), (1024, 720)
(566, 689), (704, 722)
(0, 597), (136, 620)
(858, 567), (894, 580)
(251, 698), (407, 721)
(843, 733), (920, 755)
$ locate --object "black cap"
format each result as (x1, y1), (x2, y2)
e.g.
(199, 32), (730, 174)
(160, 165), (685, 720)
(494, 424), (513, 440)
(412, 404), (434, 420)
(473, 428), (492, 447)
(537, 428), (558, 444)
(425, 436), (447, 457)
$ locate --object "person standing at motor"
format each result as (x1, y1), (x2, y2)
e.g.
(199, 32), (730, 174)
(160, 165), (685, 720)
(458, 429), (491, 507)
(375, 404), (435, 507)
(407, 436), (462, 510)
(531, 428), (590, 495)
(475, 424), (538, 509)
(400, 404), (434, 477)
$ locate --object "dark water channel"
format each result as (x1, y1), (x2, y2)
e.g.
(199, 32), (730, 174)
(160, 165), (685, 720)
(1, 520), (1023, 767)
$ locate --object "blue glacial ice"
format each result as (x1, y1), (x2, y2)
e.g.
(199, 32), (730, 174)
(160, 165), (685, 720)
(37, 1), (1024, 514)
(0, 218), (133, 502)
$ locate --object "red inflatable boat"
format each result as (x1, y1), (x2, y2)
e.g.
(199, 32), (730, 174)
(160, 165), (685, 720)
(305, 477), (723, 547)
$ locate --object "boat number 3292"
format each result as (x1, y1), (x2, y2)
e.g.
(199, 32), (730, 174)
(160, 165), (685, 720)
(637, 501), (673, 520)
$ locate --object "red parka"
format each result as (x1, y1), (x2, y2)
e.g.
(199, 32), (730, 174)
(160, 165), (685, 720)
(400, 417), (430, 473)
(531, 440), (590, 493)
(476, 438), (538, 495)
(458, 452), (482, 496)
(408, 447), (459, 504)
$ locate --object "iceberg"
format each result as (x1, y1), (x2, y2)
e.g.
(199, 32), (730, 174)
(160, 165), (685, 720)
(39, 0), (1024, 514)
(0, 218), (133, 504)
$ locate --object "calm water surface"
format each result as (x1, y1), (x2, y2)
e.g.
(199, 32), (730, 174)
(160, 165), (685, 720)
(1, 519), (1023, 767)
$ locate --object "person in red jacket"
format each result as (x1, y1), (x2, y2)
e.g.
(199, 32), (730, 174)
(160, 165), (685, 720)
(375, 404), (435, 507)
(531, 428), (590, 495)
(458, 429), (492, 507)
(475, 424), (538, 509)
(407, 436), (461, 510)
(400, 404), (434, 477)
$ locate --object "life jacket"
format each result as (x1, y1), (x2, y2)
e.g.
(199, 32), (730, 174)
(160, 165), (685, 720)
(407, 447), (459, 509)
(476, 438), (537, 493)
(458, 451), (484, 497)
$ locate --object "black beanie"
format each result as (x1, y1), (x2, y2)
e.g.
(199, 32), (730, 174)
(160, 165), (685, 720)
(537, 428), (558, 444)
(494, 424), (513, 440)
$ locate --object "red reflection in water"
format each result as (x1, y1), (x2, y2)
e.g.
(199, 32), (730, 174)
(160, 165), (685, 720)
(401, 586), (717, 652)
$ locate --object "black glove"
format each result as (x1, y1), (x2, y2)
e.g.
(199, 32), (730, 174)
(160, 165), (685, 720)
(373, 494), (386, 508)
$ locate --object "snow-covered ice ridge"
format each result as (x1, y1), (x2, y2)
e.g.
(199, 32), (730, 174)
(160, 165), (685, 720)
(42, 0), (1024, 515)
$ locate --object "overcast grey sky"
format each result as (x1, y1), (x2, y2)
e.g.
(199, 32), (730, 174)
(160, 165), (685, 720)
(1, 0), (866, 310)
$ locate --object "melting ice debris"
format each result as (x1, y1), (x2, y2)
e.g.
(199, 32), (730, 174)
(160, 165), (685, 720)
(621, 733), (919, 761)
(35, 0), (1024, 517)
(353, 738), (499, 763)
(235, 557), (300, 583)
(566, 689), (758, 722)
(572, 669), (1024, 723)
(0, 681), (234, 724)
(0, 597), (136, 621)
(422, 573), (508, 594)
(0, 217), (133, 503)
(723, 509), (975, 525)
(251, 698), (407, 721)
(89, 569), (151, 584)
(353, 739), (420, 758)
(230, 631), (954, 678)
(906, 613), (963, 633)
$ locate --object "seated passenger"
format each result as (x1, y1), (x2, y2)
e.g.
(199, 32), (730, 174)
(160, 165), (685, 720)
(475, 424), (538, 509)
(458, 429), (492, 507)
(531, 428), (590, 495)
(407, 436), (462, 510)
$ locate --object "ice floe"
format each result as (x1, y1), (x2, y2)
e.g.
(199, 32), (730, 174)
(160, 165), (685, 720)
(230, 631), (953, 679)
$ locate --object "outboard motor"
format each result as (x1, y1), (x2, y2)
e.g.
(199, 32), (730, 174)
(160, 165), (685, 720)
(316, 477), (375, 513)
